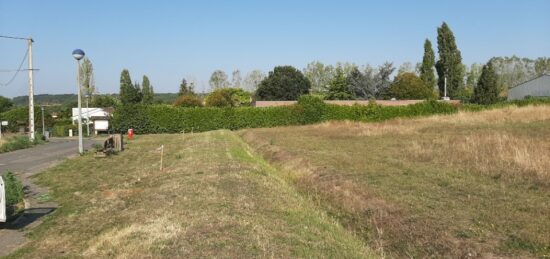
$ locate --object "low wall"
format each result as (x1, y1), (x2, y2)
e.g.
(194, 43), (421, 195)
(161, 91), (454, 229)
(254, 100), (460, 107)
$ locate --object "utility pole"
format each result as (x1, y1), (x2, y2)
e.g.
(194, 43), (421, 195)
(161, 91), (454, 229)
(28, 38), (35, 140)
(86, 95), (90, 137)
(41, 106), (45, 137)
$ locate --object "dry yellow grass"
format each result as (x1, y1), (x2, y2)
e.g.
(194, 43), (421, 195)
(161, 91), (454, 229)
(241, 105), (550, 258)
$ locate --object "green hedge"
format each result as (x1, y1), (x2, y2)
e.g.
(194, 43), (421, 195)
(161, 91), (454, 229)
(112, 99), (459, 134)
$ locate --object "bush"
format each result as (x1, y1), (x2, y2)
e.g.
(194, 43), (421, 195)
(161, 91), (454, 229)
(297, 95), (327, 124)
(174, 95), (203, 108)
(112, 100), (458, 134)
(389, 72), (435, 100)
(205, 88), (251, 107)
(2, 171), (24, 207)
(50, 118), (80, 137)
(0, 136), (34, 153)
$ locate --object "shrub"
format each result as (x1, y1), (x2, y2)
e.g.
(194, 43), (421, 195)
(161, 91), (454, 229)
(389, 72), (435, 100)
(174, 95), (203, 108)
(297, 95), (327, 124)
(205, 88), (251, 107)
(0, 136), (33, 153)
(2, 171), (24, 207)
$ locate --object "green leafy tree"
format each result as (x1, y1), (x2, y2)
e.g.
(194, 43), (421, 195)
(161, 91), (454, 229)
(326, 68), (354, 100)
(0, 96), (14, 113)
(119, 69), (142, 105)
(435, 22), (465, 99)
(256, 66), (311, 100)
(472, 62), (498, 104)
(303, 61), (335, 93)
(397, 62), (414, 75)
(389, 72), (434, 100)
(91, 95), (119, 107)
(419, 39), (436, 89)
(141, 75), (154, 104)
(205, 88), (251, 107)
(243, 70), (265, 92)
(535, 57), (550, 76)
(231, 70), (242, 88)
(209, 70), (229, 90)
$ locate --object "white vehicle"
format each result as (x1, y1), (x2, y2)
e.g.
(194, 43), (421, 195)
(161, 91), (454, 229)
(0, 176), (5, 222)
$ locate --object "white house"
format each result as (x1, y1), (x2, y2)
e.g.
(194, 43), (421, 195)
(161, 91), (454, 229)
(71, 107), (113, 134)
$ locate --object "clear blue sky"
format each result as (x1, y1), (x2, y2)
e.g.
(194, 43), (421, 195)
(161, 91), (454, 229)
(1, 0), (549, 97)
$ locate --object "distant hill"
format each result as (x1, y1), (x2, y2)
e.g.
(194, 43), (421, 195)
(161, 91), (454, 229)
(12, 94), (78, 106)
(12, 93), (180, 106)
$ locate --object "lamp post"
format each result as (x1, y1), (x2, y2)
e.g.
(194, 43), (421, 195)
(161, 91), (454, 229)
(72, 49), (85, 154)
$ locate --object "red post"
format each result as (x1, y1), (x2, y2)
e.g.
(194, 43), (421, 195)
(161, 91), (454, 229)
(128, 128), (134, 140)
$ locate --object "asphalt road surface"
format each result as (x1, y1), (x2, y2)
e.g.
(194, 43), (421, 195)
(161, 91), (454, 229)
(0, 138), (99, 175)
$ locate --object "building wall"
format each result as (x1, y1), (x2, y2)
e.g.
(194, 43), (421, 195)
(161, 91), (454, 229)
(508, 75), (550, 101)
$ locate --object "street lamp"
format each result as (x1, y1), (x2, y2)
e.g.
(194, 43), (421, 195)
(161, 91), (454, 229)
(72, 49), (85, 154)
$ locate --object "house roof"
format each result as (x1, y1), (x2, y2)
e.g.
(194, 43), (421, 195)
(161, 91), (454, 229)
(509, 74), (550, 89)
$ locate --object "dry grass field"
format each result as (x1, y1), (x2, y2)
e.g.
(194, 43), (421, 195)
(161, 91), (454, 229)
(7, 131), (373, 258)
(240, 105), (550, 258)
(5, 105), (550, 258)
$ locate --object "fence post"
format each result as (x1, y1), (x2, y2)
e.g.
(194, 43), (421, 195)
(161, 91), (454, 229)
(0, 176), (5, 222)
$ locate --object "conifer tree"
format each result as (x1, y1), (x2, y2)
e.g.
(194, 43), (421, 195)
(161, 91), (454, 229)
(141, 75), (154, 104)
(472, 62), (498, 104)
(326, 68), (354, 100)
(119, 69), (142, 105)
(435, 22), (465, 99)
(420, 39), (436, 90)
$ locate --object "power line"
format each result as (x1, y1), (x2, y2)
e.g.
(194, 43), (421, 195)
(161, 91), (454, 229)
(0, 46), (29, 87)
(0, 35), (29, 41)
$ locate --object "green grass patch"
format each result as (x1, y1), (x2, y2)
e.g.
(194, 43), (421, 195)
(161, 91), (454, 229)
(0, 135), (45, 153)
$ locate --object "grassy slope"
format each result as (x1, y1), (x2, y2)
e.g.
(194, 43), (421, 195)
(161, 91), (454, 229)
(7, 131), (373, 258)
(240, 105), (550, 258)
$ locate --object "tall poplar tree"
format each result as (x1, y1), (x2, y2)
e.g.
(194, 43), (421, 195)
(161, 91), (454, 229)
(141, 75), (154, 104)
(435, 22), (464, 99)
(119, 69), (142, 105)
(472, 62), (498, 104)
(419, 39), (436, 90)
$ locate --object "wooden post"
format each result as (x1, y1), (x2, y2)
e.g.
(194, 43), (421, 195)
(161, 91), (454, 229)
(160, 145), (164, 171)
(113, 134), (124, 152)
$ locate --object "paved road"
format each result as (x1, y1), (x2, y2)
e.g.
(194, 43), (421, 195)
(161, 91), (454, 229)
(0, 138), (98, 174)
(0, 138), (100, 257)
